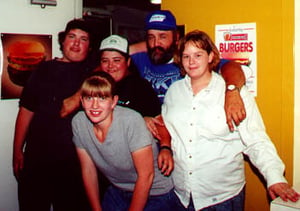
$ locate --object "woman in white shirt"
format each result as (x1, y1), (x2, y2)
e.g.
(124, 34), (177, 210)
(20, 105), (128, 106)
(162, 30), (299, 211)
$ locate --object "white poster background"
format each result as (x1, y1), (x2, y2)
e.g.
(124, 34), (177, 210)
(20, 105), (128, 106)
(215, 23), (257, 96)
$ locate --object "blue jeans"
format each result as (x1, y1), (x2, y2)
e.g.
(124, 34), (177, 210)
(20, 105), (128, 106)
(171, 187), (245, 211)
(102, 185), (175, 211)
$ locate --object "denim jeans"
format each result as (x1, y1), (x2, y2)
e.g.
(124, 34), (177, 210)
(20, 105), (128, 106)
(171, 187), (245, 211)
(101, 185), (175, 211)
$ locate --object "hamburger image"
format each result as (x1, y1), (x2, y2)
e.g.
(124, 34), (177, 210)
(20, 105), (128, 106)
(220, 52), (251, 66)
(7, 40), (46, 86)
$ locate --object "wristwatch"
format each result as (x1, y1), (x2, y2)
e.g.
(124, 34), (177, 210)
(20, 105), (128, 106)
(226, 84), (241, 92)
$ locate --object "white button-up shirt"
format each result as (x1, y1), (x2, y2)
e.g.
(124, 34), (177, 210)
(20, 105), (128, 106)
(162, 72), (287, 210)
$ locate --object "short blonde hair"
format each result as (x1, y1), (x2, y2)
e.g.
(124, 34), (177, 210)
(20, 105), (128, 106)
(80, 71), (116, 99)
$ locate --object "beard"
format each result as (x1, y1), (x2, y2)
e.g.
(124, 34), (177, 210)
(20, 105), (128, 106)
(147, 42), (176, 65)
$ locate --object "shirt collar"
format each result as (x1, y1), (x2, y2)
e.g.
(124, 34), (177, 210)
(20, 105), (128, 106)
(167, 58), (174, 64)
(184, 72), (217, 94)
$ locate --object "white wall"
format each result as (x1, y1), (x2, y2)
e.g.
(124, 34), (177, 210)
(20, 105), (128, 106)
(294, 0), (300, 190)
(0, 0), (82, 210)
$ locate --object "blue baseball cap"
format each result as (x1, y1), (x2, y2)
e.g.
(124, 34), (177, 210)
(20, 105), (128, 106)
(145, 10), (177, 31)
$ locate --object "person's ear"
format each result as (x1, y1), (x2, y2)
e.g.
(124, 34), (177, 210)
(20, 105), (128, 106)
(208, 52), (214, 63)
(175, 30), (180, 45)
(127, 57), (131, 67)
(80, 96), (84, 106)
(112, 95), (119, 108)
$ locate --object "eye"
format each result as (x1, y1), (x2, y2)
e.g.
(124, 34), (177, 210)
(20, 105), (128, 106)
(101, 59), (108, 64)
(67, 34), (75, 39)
(81, 36), (89, 42)
(113, 58), (121, 63)
(84, 96), (93, 101)
(159, 34), (167, 40)
(182, 55), (189, 60)
(147, 35), (155, 41)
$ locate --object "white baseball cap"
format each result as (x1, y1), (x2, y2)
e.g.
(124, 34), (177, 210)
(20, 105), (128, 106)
(99, 35), (128, 54)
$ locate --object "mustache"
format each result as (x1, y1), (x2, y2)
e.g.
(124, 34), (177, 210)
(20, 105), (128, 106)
(147, 43), (176, 65)
(149, 46), (166, 54)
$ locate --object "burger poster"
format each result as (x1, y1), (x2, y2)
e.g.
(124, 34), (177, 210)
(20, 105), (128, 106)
(215, 23), (257, 96)
(1, 33), (52, 99)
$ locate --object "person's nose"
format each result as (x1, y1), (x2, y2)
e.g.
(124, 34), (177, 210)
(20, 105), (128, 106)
(153, 38), (158, 47)
(108, 61), (114, 69)
(153, 37), (162, 47)
(73, 38), (80, 46)
(91, 98), (100, 108)
(189, 56), (195, 65)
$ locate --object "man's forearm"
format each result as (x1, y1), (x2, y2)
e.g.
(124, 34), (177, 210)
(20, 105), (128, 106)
(129, 41), (147, 55)
(220, 61), (245, 88)
(13, 107), (34, 179)
(77, 148), (102, 211)
(220, 61), (247, 131)
(155, 115), (171, 147)
(60, 90), (81, 118)
(14, 107), (34, 153)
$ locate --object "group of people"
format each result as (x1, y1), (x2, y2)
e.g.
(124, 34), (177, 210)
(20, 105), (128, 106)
(12, 9), (299, 211)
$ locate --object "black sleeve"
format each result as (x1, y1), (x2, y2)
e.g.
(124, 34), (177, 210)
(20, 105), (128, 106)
(19, 62), (45, 111)
(131, 77), (161, 117)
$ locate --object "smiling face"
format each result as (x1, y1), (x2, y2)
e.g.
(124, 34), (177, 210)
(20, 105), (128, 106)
(81, 95), (118, 125)
(80, 72), (118, 126)
(181, 41), (213, 80)
(61, 29), (90, 62)
(99, 50), (130, 82)
(177, 30), (220, 76)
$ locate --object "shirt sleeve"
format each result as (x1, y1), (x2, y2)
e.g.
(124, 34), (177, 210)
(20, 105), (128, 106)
(19, 63), (44, 111)
(130, 52), (147, 78)
(125, 109), (153, 153)
(133, 78), (161, 117)
(71, 113), (85, 149)
(238, 87), (287, 187)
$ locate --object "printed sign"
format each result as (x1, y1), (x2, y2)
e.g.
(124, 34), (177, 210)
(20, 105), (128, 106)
(215, 23), (257, 96)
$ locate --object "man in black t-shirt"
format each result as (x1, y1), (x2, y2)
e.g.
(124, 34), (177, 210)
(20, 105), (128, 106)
(12, 19), (97, 211)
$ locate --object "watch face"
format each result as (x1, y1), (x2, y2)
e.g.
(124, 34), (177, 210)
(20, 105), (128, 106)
(228, 84), (236, 90)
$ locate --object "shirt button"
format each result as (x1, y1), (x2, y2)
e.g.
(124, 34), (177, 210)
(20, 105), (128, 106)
(189, 155), (192, 159)
(189, 139), (192, 143)
(189, 172), (192, 175)
(193, 107), (196, 110)
(190, 123), (193, 126)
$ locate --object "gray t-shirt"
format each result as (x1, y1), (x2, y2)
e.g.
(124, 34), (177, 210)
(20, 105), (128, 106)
(72, 106), (173, 195)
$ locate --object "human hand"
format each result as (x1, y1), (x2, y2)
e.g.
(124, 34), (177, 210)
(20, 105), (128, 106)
(157, 148), (174, 176)
(268, 182), (300, 202)
(60, 92), (80, 118)
(225, 90), (246, 132)
(13, 150), (24, 181)
(144, 116), (164, 140)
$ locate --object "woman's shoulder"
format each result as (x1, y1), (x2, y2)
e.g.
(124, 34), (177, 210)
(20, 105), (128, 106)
(115, 106), (142, 119)
(169, 77), (185, 90)
(72, 111), (87, 125)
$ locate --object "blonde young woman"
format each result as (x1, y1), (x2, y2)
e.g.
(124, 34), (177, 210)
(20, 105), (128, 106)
(72, 71), (174, 211)
(162, 30), (299, 211)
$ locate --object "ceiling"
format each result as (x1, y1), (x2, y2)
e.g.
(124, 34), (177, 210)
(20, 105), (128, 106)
(83, 0), (160, 11)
